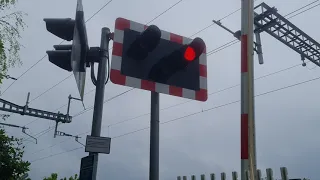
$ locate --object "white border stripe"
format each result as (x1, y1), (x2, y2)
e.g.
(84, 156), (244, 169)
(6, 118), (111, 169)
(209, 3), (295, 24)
(113, 29), (124, 43)
(182, 88), (195, 99)
(182, 37), (192, 45)
(155, 83), (169, 94)
(130, 21), (144, 32)
(161, 30), (170, 40)
(199, 76), (207, 89)
(199, 54), (207, 65)
(125, 76), (141, 88)
(111, 55), (122, 70)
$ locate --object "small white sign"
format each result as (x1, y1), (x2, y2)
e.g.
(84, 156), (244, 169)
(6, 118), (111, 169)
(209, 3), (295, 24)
(85, 135), (111, 154)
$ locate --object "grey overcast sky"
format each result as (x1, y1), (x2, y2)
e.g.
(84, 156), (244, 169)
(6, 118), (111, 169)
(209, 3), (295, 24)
(1, 0), (320, 179)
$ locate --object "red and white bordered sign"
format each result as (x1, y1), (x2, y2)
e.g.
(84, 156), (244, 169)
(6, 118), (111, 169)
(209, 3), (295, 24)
(110, 17), (208, 102)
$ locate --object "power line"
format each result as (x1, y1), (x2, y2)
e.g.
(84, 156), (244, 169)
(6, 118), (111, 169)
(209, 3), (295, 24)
(21, 0), (187, 142)
(23, 88), (135, 146)
(287, 3), (320, 19)
(284, 0), (319, 17)
(23, 87), (96, 128)
(30, 74), (73, 103)
(27, 58), (305, 154)
(1, 0), (115, 96)
(206, 0), (320, 56)
(73, 88), (134, 118)
(25, 0), (316, 150)
(24, 0), (319, 156)
(146, 0), (184, 25)
(30, 74), (320, 163)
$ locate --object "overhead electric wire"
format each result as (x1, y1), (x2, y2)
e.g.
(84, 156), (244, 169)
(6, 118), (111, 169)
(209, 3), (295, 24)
(30, 74), (320, 163)
(206, 0), (320, 56)
(23, 87), (135, 147)
(146, 0), (184, 25)
(287, 2), (320, 19)
(27, 57), (307, 155)
(284, 0), (319, 17)
(25, 1), (316, 152)
(189, 0), (260, 38)
(72, 88), (134, 118)
(1, 0), (115, 96)
(22, 0), (191, 142)
(22, 87), (97, 128)
(26, 0), (319, 159)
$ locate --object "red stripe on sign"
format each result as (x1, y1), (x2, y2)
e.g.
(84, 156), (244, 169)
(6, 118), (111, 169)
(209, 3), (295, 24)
(141, 80), (155, 91)
(112, 42), (123, 56)
(241, 35), (248, 73)
(241, 114), (249, 159)
(170, 33), (183, 44)
(115, 18), (130, 30)
(169, 86), (183, 97)
(199, 64), (207, 77)
(196, 89), (207, 101)
(110, 69), (126, 85)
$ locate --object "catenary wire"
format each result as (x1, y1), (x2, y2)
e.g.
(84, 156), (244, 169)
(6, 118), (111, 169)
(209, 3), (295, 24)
(24, 1), (316, 151)
(30, 74), (320, 162)
(206, 0), (320, 56)
(22, 0), (222, 141)
(27, 56), (307, 155)
(17, 0), (188, 129)
(25, 0), (319, 154)
(1, 0), (115, 96)
(23, 87), (135, 146)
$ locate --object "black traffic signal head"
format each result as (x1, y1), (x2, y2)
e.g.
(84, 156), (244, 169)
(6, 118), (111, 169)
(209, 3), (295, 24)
(44, 0), (88, 100)
(43, 18), (75, 41)
(119, 26), (205, 91)
(148, 37), (205, 83)
(126, 25), (161, 61)
(46, 45), (72, 71)
(44, 1), (88, 73)
(111, 17), (208, 101)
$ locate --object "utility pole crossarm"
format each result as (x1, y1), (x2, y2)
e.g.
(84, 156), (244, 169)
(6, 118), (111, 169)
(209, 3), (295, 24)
(0, 98), (71, 123)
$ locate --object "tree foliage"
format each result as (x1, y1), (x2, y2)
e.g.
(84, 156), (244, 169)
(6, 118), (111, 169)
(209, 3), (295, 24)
(0, 0), (26, 83)
(43, 173), (79, 180)
(0, 128), (31, 180)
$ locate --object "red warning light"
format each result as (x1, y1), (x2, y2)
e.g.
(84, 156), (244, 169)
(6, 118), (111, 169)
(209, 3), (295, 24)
(184, 46), (196, 61)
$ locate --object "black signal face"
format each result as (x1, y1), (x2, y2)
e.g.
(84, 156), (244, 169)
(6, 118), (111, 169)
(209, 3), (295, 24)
(121, 29), (200, 91)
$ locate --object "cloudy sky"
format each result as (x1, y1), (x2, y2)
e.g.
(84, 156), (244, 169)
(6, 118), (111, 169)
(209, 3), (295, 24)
(1, 0), (320, 179)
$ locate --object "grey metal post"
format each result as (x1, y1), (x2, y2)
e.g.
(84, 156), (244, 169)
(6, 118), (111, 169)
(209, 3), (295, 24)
(254, 31), (264, 64)
(149, 91), (160, 180)
(89, 27), (110, 180)
(67, 95), (72, 115)
(54, 121), (58, 138)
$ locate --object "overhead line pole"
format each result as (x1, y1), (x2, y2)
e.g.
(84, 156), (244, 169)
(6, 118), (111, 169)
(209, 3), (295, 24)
(240, 0), (256, 180)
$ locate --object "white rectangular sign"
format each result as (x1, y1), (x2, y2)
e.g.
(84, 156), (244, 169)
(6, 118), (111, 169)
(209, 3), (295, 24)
(85, 135), (111, 154)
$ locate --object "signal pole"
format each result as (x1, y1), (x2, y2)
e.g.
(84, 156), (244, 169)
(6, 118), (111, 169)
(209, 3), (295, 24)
(89, 27), (110, 180)
(149, 92), (160, 180)
(240, 0), (257, 179)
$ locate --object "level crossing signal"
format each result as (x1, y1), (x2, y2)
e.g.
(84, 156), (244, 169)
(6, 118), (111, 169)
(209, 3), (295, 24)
(43, 0), (88, 100)
(110, 17), (208, 101)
